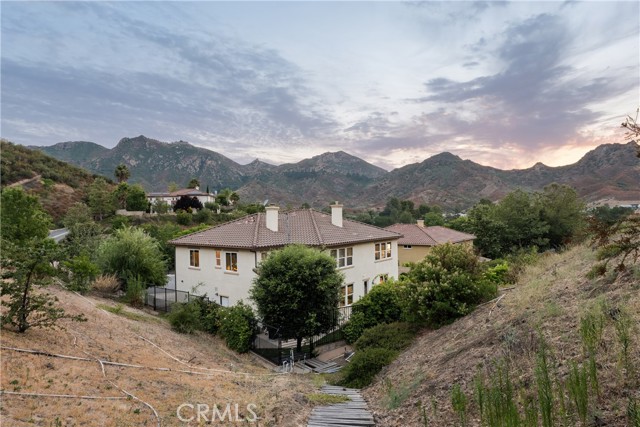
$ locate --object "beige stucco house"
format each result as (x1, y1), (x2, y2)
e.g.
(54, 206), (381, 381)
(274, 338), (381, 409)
(169, 203), (401, 307)
(385, 220), (476, 272)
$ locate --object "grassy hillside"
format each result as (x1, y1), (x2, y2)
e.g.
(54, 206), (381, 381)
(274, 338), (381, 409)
(1, 140), (112, 223)
(0, 287), (320, 426)
(363, 244), (639, 426)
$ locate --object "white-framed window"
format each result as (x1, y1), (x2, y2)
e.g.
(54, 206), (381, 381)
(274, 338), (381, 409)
(219, 296), (229, 307)
(330, 247), (353, 268)
(340, 284), (354, 307)
(225, 252), (238, 272)
(260, 251), (269, 262)
(189, 249), (200, 268)
(375, 242), (392, 260)
(215, 250), (221, 268)
(403, 245), (412, 249)
(378, 274), (389, 284)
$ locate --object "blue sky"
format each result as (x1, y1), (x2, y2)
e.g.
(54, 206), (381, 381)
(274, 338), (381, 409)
(1, 1), (638, 170)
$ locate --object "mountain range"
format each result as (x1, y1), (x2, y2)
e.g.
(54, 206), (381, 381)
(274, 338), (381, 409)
(36, 136), (640, 210)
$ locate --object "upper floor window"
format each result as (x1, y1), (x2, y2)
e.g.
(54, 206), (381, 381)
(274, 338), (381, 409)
(403, 245), (412, 249)
(331, 247), (353, 268)
(375, 242), (392, 260)
(225, 252), (238, 272)
(215, 250), (221, 268)
(189, 249), (200, 268)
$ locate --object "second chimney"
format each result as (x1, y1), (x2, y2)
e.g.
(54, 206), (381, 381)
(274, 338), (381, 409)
(417, 219), (425, 228)
(331, 202), (343, 227)
(265, 205), (279, 232)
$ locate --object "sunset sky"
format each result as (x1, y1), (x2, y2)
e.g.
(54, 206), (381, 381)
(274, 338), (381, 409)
(2, 1), (638, 170)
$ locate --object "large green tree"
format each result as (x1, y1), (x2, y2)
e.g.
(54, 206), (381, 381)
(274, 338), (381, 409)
(538, 183), (585, 247)
(1, 188), (85, 332)
(250, 244), (343, 351)
(88, 177), (114, 220)
(96, 226), (167, 288)
(1, 187), (51, 244)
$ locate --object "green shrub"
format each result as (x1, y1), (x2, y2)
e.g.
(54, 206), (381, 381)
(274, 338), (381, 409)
(63, 255), (100, 293)
(195, 297), (222, 334)
(176, 210), (192, 225)
(339, 347), (398, 388)
(350, 280), (403, 328)
(219, 301), (257, 353)
(125, 275), (145, 307)
(110, 215), (130, 230)
(96, 226), (167, 289)
(343, 311), (368, 344)
(193, 208), (212, 224)
(400, 243), (497, 326)
(354, 322), (417, 352)
(168, 301), (202, 334)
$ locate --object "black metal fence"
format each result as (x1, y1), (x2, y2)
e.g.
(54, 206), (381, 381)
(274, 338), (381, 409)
(145, 286), (211, 313)
(251, 305), (352, 365)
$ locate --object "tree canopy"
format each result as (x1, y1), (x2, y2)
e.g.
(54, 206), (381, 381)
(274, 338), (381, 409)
(250, 244), (343, 351)
(1, 187), (85, 332)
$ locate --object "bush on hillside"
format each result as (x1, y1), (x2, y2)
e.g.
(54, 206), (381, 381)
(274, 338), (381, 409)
(338, 348), (398, 389)
(193, 207), (212, 224)
(354, 322), (417, 352)
(96, 226), (167, 289)
(219, 301), (258, 353)
(352, 281), (404, 326)
(342, 311), (368, 344)
(168, 301), (202, 334)
(400, 243), (497, 326)
(176, 210), (192, 225)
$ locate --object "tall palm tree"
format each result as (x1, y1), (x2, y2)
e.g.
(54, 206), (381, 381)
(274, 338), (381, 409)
(114, 164), (130, 183)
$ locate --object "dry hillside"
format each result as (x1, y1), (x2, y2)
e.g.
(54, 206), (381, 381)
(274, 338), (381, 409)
(364, 244), (640, 426)
(0, 288), (321, 426)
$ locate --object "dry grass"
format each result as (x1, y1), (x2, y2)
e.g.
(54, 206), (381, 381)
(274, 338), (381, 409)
(1, 288), (319, 426)
(364, 243), (640, 426)
(90, 274), (120, 295)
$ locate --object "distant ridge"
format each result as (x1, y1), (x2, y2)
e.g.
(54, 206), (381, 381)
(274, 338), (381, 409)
(35, 137), (640, 210)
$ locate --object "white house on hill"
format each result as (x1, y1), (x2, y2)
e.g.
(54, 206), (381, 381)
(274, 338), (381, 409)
(169, 203), (401, 307)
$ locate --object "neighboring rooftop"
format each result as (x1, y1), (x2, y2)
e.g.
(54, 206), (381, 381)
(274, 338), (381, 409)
(385, 223), (475, 246)
(169, 208), (402, 249)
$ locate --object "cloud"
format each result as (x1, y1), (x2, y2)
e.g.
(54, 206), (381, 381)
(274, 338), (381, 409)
(1, 2), (338, 151)
(413, 13), (638, 154)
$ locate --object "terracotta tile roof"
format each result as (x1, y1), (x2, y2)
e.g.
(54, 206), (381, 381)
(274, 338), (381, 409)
(385, 224), (475, 246)
(169, 209), (402, 249)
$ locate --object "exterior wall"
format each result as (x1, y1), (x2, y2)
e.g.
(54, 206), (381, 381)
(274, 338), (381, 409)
(397, 245), (432, 266)
(174, 240), (400, 307)
(326, 240), (399, 305)
(397, 240), (475, 268)
(175, 247), (257, 306)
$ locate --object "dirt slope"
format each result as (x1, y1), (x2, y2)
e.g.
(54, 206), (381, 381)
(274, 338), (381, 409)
(0, 288), (318, 426)
(363, 244), (640, 426)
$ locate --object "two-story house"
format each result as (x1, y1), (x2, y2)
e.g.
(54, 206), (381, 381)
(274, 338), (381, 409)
(169, 203), (401, 307)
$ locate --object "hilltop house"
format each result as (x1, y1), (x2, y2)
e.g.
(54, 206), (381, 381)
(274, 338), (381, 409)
(169, 203), (401, 307)
(147, 187), (216, 211)
(385, 220), (476, 272)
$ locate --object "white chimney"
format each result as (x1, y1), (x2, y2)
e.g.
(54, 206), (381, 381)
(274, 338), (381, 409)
(331, 202), (343, 227)
(417, 219), (424, 228)
(265, 205), (279, 232)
